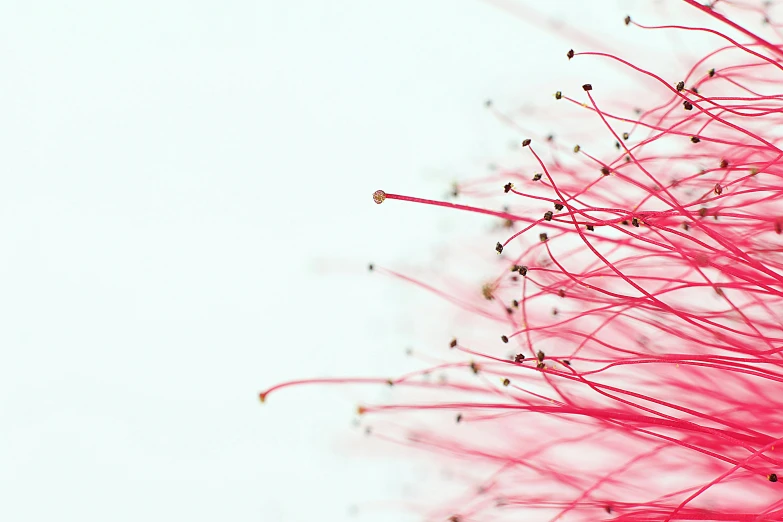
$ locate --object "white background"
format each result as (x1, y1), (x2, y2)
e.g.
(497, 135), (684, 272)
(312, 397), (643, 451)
(0, 0), (758, 520)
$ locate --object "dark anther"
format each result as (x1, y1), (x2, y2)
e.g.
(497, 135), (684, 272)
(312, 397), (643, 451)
(558, 289), (566, 298)
(470, 361), (480, 374)
(514, 354), (525, 363)
(769, 473), (778, 482)
(555, 91), (562, 100)
(532, 172), (543, 181)
(615, 141), (620, 150)
(691, 86), (699, 94)
(495, 242), (504, 254)
(573, 144), (581, 153)
(539, 233), (548, 242)
(601, 166), (610, 176)
(622, 132), (629, 140)
(622, 220), (629, 226)
(582, 83), (592, 91)
(632, 217), (640, 227)
(720, 159), (729, 169)
(714, 183), (723, 195)
(502, 378), (510, 387)
(455, 414), (462, 423)
(450, 338), (458, 348)
(482, 283), (495, 301)
(537, 350), (545, 362)
(586, 224), (595, 231)
(522, 138), (531, 147)
(567, 49), (575, 59)
(501, 335), (509, 343)
(518, 266), (528, 276)
(699, 207), (708, 218)
(484, 99), (492, 108)
(676, 81), (685, 92)
(709, 68), (715, 77)
(624, 15), (631, 25)
(512, 299), (519, 308)
(554, 202), (564, 211)
(683, 100), (693, 110)
(682, 222), (690, 231)
(691, 136), (700, 143)
(504, 182), (513, 193)
(368, 263), (374, 271)
(563, 360), (571, 366)
(544, 211), (553, 221)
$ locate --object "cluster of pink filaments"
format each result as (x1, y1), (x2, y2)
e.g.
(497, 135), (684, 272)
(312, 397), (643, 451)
(264, 2), (783, 521)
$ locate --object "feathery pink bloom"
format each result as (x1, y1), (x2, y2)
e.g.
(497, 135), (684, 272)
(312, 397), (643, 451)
(264, 2), (783, 520)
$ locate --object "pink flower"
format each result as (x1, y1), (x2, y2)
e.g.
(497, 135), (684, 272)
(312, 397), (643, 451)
(264, 2), (783, 520)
